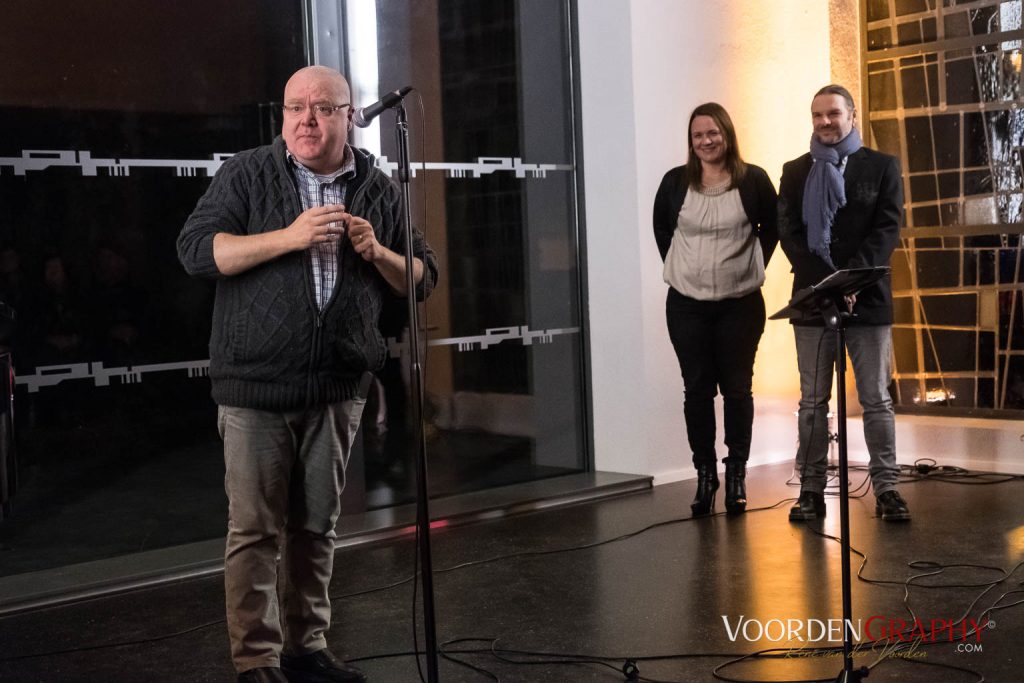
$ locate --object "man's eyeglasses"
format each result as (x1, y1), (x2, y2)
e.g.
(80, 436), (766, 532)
(282, 103), (352, 118)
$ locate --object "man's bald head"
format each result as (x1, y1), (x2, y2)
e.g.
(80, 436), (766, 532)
(285, 66), (350, 101)
(281, 66), (353, 174)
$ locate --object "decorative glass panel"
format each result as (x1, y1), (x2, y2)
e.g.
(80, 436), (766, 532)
(866, 0), (1024, 413)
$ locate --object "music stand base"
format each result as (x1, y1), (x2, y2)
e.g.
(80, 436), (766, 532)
(835, 665), (869, 682)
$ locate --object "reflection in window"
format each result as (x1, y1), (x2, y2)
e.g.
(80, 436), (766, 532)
(348, 0), (588, 507)
(0, 0), (307, 577)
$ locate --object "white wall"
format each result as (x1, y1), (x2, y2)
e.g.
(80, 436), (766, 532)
(577, 0), (831, 482)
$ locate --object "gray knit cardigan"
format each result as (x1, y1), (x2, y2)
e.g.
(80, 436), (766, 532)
(177, 138), (437, 410)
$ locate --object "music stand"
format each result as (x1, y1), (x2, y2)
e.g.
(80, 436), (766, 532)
(770, 266), (889, 683)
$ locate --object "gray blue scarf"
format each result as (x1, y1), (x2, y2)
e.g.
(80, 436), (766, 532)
(802, 127), (862, 268)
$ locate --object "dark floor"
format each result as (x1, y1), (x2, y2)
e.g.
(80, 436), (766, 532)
(0, 461), (1021, 682)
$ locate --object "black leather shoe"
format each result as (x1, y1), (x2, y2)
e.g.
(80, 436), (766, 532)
(238, 667), (289, 683)
(691, 463), (719, 516)
(875, 490), (911, 521)
(281, 649), (367, 683)
(788, 491), (826, 521)
(724, 462), (747, 514)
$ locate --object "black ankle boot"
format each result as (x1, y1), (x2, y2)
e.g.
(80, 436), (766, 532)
(691, 464), (719, 516)
(788, 490), (826, 522)
(725, 461), (747, 514)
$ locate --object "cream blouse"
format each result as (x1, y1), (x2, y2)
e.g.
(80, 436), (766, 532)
(662, 187), (765, 301)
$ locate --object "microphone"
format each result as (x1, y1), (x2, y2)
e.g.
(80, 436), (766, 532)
(353, 86), (414, 128)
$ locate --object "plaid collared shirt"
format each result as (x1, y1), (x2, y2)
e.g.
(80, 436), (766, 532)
(288, 146), (357, 310)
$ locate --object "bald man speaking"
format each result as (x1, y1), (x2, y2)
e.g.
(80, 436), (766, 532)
(178, 66), (437, 683)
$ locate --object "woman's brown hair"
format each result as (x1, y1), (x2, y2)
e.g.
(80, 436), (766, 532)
(685, 102), (747, 190)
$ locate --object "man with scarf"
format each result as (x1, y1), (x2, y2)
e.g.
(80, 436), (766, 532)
(778, 84), (910, 523)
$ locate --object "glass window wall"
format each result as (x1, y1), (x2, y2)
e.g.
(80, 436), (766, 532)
(0, 0), (587, 579)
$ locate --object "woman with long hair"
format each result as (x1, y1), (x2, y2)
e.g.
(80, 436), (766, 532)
(653, 103), (778, 516)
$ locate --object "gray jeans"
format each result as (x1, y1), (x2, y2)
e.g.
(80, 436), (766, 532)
(793, 324), (898, 497)
(218, 399), (366, 672)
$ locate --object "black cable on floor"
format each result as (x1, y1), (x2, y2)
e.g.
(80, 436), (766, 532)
(897, 458), (1023, 485)
(405, 487), (1019, 682)
(0, 617), (228, 663)
(0, 499), (782, 664)
(365, 459), (1019, 683)
(437, 638), (500, 681)
(1, 462), (1020, 683)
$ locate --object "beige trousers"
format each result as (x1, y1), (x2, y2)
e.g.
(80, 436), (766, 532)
(218, 399), (365, 672)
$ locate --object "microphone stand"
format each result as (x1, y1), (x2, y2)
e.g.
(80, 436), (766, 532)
(394, 100), (440, 682)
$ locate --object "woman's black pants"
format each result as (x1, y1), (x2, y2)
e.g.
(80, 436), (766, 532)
(665, 287), (765, 467)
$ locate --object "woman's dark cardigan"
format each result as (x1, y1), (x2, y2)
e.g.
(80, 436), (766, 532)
(652, 163), (779, 266)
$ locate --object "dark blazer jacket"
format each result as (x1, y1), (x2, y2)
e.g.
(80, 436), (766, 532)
(778, 146), (903, 325)
(653, 163), (779, 267)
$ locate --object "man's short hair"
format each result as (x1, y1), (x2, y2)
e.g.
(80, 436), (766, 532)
(814, 84), (856, 113)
